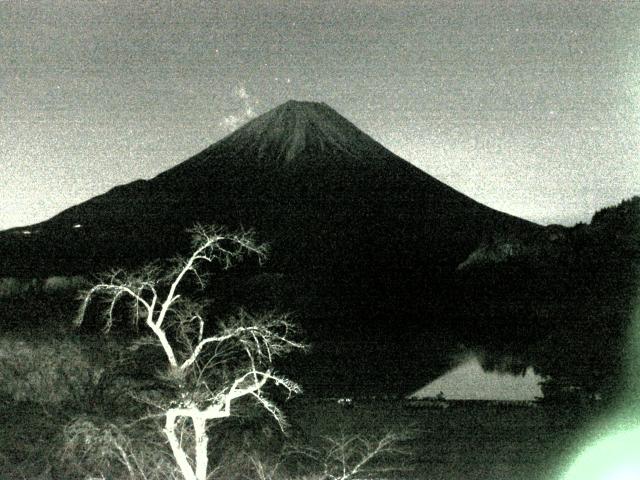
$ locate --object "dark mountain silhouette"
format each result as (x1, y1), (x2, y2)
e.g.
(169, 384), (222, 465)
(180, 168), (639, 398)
(1, 100), (535, 271)
(0, 100), (553, 394)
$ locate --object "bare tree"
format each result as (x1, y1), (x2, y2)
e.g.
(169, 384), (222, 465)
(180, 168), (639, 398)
(289, 432), (410, 480)
(75, 224), (306, 480)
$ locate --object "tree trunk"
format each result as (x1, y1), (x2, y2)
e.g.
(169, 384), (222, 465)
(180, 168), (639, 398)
(193, 416), (209, 480)
(164, 411), (197, 480)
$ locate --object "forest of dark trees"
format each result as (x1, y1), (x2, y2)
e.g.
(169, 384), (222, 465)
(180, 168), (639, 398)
(453, 196), (639, 402)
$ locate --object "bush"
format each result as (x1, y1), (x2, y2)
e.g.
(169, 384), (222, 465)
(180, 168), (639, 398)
(0, 336), (104, 405)
(0, 277), (39, 298)
(288, 432), (410, 480)
(43, 275), (88, 295)
(58, 415), (182, 480)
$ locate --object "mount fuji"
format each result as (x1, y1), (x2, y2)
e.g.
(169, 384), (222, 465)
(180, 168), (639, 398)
(0, 100), (543, 393)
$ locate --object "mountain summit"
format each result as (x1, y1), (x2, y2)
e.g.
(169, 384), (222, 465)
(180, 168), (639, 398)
(161, 100), (399, 177)
(0, 100), (539, 393)
(218, 100), (389, 164)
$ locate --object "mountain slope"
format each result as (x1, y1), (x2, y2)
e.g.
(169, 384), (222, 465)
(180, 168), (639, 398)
(0, 100), (540, 394)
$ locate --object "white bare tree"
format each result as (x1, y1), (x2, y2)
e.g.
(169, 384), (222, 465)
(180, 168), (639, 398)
(75, 224), (305, 480)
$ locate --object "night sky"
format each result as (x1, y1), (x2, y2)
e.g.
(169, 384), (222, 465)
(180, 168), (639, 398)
(2, 1), (638, 231)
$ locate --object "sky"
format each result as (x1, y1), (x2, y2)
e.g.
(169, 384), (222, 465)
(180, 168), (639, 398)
(1, 0), (639, 231)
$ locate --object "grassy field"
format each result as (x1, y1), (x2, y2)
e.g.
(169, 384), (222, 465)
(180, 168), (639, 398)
(286, 399), (603, 480)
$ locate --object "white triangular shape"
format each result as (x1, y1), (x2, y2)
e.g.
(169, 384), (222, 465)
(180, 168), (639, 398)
(410, 356), (544, 401)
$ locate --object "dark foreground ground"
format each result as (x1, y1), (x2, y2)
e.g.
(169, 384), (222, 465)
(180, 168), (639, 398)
(287, 399), (604, 480)
(0, 294), (610, 479)
(0, 389), (607, 480)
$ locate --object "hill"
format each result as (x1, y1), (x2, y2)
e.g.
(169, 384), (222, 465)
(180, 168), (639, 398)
(455, 196), (640, 401)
